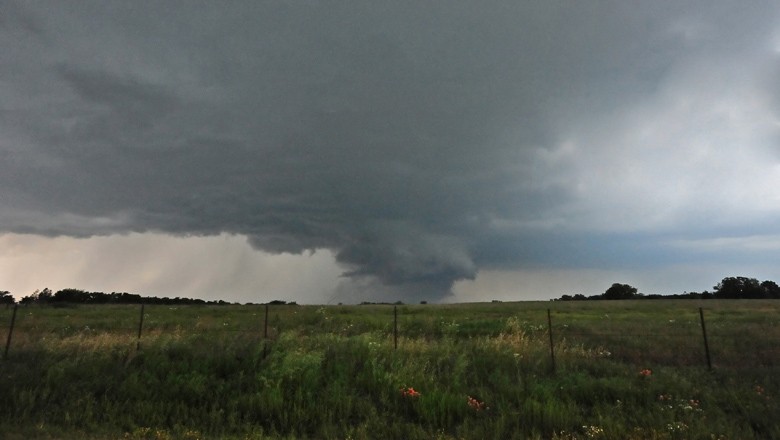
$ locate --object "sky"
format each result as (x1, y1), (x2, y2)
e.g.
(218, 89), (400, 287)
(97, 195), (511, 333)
(2, 1), (780, 303)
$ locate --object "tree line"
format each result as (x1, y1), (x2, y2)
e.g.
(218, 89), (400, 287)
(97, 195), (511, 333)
(0, 288), (234, 306)
(556, 276), (780, 301)
(2, 275), (779, 306)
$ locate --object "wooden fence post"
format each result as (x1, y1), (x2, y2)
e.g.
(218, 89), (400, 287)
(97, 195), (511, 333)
(699, 307), (712, 370)
(264, 303), (269, 339)
(394, 305), (398, 350)
(262, 303), (270, 358)
(4, 304), (18, 360)
(136, 304), (145, 351)
(547, 309), (556, 373)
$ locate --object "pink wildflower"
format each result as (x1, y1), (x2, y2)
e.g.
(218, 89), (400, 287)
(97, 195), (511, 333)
(400, 387), (420, 398)
(467, 395), (487, 411)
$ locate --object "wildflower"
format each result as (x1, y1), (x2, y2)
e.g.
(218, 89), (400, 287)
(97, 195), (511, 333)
(755, 385), (764, 395)
(400, 387), (420, 398)
(639, 369), (652, 377)
(582, 425), (605, 438)
(467, 395), (487, 411)
(666, 422), (688, 432)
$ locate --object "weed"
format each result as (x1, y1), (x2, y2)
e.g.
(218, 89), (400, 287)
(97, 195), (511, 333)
(1, 301), (778, 439)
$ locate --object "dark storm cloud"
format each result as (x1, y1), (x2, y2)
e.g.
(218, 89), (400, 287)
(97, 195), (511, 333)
(3, 1), (780, 299)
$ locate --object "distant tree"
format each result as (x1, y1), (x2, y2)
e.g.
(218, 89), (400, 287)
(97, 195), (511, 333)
(19, 288), (54, 305)
(555, 294), (588, 301)
(714, 277), (764, 299)
(12, 287), (235, 306)
(760, 280), (780, 299)
(0, 290), (14, 305)
(52, 289), (92, 303)
(118, 292), (143, 304)
(39, 288), (54, 303)
(602, 283), (639, 300)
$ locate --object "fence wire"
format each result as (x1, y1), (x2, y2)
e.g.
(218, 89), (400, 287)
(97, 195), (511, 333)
(2, 303), (779, 369)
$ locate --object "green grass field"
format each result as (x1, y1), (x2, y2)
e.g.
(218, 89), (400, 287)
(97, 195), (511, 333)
(1, 300), (778, 439)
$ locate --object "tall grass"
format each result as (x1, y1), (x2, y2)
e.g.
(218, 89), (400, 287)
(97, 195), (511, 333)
(1, 301), (778, 439)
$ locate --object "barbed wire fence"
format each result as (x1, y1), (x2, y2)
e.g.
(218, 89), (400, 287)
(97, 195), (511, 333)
(2, 303), (779, 370)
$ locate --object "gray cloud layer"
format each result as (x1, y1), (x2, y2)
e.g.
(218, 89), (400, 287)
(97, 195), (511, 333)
(3, 1), (780, 299)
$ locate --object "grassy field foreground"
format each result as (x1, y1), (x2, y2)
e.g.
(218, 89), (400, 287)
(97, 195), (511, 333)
(1, 300), (778, 439)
